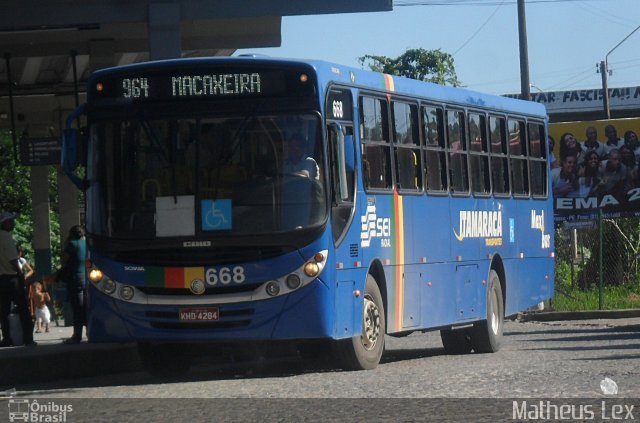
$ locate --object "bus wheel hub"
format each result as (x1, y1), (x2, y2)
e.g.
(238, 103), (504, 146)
(362, 296), (380, 350)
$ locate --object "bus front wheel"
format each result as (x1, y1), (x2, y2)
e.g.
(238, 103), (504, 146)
(333, 274), (385, 370)
(470, 269), (504, 353)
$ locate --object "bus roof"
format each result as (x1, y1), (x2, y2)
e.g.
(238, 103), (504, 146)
(90, 55), (547, 119)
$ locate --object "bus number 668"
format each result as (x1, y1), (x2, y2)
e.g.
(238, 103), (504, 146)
(332, 100), (343, 119)
(206, 266), (246, 285)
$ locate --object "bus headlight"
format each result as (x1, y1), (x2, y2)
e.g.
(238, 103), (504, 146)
(101, 279), (116, 294)
(303, 262), (320, 277)
(119, 285), (135, 301)
(285, 274), (301, 290)
(265, 281), (280, 297)
(88, 268), (104, 283)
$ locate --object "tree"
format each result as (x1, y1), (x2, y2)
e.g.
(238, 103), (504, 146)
(0, 131), (61, 271)
(358, 48), (460, 87)
(0, 131), (33, 254)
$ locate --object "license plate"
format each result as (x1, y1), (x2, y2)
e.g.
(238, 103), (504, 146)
(179, 307), (219, 322)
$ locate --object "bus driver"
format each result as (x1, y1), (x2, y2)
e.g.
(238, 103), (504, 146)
(283, 133), (319, 180)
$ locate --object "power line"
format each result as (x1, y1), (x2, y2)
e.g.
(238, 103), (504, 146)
(575, 0), (634, 26)
(452, 0), (505, 56)
(395, 0), (632, 6)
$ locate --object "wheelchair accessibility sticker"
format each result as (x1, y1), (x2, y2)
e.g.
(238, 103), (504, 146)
(201, 199), (232, 230)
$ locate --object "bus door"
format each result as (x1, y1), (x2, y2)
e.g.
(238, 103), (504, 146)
(327, 88), (360, 337)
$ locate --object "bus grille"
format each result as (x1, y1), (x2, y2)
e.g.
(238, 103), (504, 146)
(110, 245), (291, 267)
(149, 320), (251, 330)
(138, 285), (257, 296)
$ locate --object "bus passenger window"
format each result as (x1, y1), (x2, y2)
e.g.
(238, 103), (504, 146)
(489, 116), (509, 195)
(508, 119), (529, 195)
(528, 122), (547, 197)
(447, 110), (469, 194)
(392, 102), (422, 191)
(360, 96), (392, 190)
(423, 106), (447, 192)
(469, 113), (490, 195)
(363, 145), (392, 189)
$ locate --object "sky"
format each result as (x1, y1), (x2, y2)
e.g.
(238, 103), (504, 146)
(236, 0), (640, 96)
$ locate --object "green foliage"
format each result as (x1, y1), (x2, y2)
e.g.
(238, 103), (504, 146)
(0, 130), (62, 273)
(554, 218), (640, 310)
(552, 284), (640, 311)
(0, 132), (32, 216)
(554, 260), (575, 290)
(1, 131), (33, 259)
(358, 48), (461, 86)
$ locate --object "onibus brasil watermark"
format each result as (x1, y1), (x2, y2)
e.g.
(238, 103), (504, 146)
(7, 399), (72, 422)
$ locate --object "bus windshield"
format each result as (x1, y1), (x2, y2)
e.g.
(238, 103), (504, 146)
(87, 112), (327, 239)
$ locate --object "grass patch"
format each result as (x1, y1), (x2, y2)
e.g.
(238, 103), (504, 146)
(551, 285), (640, 311)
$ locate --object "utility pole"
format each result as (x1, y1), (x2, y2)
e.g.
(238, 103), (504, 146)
(517, 0), (531, 101)
(600, 24), (640, 120)
(600, 61), (610, 119)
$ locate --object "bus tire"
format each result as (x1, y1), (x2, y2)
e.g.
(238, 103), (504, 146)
(333, 274), (385, 370)
(440, 328), (472, 354)
(138, 343), (192, 378)
(471, 269), (504, 353)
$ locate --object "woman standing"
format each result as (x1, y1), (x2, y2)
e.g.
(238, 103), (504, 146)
(60, 225), (87, 344)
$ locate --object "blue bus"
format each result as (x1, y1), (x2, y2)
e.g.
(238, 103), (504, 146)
(62, 56), (554, 372)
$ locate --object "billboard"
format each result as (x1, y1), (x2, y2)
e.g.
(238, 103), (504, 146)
(549, 118), (640, 222)
(505, 86), (640, 114)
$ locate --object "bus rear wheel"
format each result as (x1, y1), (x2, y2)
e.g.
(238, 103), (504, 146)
(333, 274), (385, 370)
(470, 269), (504, 353)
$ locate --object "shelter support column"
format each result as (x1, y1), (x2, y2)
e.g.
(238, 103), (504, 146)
(31, 165), (52, 278)
(148, 2), (182, 60)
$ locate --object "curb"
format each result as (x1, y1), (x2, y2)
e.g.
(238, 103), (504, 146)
(518, 309), (640, 322)
(0, 342), (140, 387)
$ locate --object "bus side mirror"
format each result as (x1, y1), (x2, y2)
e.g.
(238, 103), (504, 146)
(344, 134), (355, 172)
(62, 104), (87, 190)
(62, 127), (78, 171)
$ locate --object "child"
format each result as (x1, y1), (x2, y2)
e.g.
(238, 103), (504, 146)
(31, 282), (51, 333)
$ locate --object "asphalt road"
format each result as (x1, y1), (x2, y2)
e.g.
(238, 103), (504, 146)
(2, 317), (639, 422)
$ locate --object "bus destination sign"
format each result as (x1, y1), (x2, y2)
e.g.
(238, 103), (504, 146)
(122, 73), (262, 100)
(92, 68), (315, 103)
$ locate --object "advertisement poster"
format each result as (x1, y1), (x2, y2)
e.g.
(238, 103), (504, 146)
(549, 118), (640, 222)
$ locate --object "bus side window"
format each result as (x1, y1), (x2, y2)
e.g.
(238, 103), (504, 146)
(469, 112), (490, 195)
(528, 121), (547, 197)
(360, 95), (392, 191)
(489, 116), (510, 196)
(508, 118), (529, 196)
(446, 109), (469, 194)
(423, 105), (447, 192)
(392, 101), (421, 192)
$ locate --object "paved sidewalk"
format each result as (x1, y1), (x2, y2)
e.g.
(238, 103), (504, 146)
(0, 324), (139, 388)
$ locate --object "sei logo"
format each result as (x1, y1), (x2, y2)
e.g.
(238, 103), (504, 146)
(361, 202), (392, 248)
